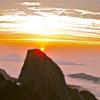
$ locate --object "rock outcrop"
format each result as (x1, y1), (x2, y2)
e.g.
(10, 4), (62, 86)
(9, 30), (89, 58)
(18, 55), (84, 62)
(0, 49), (98, 100)
(0, 68), (16, 83)
(0, 73), (28, 100)
(18, 49), (71, 100)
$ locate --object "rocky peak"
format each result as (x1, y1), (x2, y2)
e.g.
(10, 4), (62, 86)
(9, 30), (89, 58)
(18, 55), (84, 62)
(18, 49), (65, 84)
(18, 49), (71, 100)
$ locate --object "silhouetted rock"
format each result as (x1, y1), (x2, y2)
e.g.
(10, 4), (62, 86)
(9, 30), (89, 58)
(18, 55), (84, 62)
(18, 49), (71, 100)
(0, 49), (98, 100)
(18, 49), (98, 100)
(0, 68), (16, 83)
(69, 88), (82, 100)
(68, 88), (98, 100)
(0, 70), (32, 100)
(80, 90), (98, 100)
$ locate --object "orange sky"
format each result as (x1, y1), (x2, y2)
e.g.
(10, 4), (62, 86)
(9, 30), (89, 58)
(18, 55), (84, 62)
(0, 0), (100, 46)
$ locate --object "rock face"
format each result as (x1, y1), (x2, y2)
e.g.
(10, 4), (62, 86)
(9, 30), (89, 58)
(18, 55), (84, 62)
(18, 49), (65, 83)
(18, 49), (71, 100)
(0, 49), (98, 100)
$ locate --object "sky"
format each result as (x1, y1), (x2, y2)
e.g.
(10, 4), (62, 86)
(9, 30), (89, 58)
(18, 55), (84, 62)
(0, 0), (100, 77)
(0, 0), (100, 44)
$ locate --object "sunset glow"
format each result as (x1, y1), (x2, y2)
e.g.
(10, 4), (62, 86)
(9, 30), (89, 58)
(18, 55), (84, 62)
(0, 0), (100, 45)
(40, 47), (45, 51)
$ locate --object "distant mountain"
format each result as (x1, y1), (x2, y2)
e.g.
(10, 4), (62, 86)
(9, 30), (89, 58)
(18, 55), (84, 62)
(0, 49), (98, 100)
(55, 60), (85, 65)
(0, 54), (22, 62)
(68, 73), (100, 84)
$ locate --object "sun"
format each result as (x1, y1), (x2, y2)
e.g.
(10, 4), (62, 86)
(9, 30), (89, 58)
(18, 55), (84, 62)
(40, 47), (45, 52)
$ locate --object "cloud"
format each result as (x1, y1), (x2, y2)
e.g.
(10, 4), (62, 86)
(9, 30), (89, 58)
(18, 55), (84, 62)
(55, 60), (85, 65)
(0, 54), (23, 62)
(28, 6), (100, 20)
(0, 0), (99, 44)
(20, 2), (41, 6)
(0, 21), (15, 24)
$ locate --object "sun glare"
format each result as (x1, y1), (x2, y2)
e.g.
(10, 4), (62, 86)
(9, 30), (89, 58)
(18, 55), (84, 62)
(40, 47), (45, 52)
